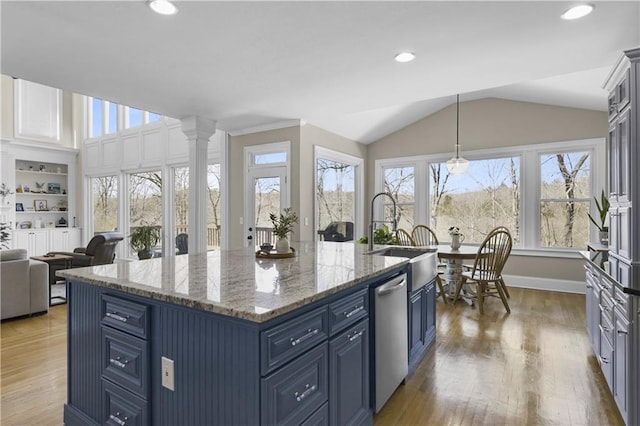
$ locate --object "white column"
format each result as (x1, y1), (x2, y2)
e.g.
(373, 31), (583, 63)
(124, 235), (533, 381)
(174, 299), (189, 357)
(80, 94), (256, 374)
(181, 116), (216, 254)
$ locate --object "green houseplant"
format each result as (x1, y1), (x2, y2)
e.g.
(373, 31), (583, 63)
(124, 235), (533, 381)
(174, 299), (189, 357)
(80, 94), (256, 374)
(129, 224), (161, 260)
(588, 190), (610, 244)
(270, 207), (298, 253)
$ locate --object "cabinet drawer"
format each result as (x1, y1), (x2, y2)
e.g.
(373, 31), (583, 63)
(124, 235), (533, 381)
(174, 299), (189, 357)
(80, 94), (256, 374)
(599, 331), (614, 391)
(102, 379), (148, 426)
(599, 312), (614, 347)
(102, 294), (150, 339)
(102, 327), (149, 399)
(613, 289), (630, 319)
(328, 289), (368, 336)
(261, 306), (328, 375)
(600, 291), (614, 324)
(300, 402), (329, 426)
(261, 342), (328, 426)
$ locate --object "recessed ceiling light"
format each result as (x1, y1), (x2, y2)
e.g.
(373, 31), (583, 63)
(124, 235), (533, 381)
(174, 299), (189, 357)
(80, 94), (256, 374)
(149, 0), (178, 15)
(394, 52), (416, 63)
(561, 4), (594, 20)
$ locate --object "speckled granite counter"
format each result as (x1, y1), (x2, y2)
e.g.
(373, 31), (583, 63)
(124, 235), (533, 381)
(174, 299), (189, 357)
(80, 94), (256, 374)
(58, 241), (407, 323)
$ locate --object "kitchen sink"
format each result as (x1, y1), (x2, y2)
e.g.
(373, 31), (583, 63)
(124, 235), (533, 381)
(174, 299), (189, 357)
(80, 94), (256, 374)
(366, 246), (438, 291)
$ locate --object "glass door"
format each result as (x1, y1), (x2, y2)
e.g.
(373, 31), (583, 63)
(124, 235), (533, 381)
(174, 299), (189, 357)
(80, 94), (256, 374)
(247, 167), (287, 247)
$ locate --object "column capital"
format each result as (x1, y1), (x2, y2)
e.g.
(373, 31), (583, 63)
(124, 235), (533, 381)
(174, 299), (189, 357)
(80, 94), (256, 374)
(181, 116), (217, 142)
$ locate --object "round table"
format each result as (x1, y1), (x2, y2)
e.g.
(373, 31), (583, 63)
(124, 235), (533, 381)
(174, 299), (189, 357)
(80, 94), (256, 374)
(436, 244), (479, 299)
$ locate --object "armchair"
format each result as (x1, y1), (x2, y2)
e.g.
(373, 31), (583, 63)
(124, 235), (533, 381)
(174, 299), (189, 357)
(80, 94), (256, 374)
(48, 232), (124, 268)
(317, 221), (354, 242)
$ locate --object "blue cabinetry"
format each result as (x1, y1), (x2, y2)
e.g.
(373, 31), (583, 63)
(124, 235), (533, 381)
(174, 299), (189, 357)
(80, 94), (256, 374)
(64, 279), (387, 425)
(408, 280), (436, 373)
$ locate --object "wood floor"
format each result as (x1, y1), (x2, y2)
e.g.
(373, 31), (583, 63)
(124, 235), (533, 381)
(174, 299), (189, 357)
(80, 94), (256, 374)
(0, 288), (624, 426)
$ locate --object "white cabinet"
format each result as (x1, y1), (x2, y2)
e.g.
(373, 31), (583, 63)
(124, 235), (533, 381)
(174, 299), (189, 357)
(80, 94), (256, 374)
(14, 229), (49, 255)
(49, 228), (82, 252)
(14, 228), (82, 256)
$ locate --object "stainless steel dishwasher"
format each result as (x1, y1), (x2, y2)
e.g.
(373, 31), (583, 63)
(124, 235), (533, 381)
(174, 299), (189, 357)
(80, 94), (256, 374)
(374, 273), (408, 412)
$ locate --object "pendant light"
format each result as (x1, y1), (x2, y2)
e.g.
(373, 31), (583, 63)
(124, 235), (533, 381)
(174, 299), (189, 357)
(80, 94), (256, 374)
(446, 94), (469, 175)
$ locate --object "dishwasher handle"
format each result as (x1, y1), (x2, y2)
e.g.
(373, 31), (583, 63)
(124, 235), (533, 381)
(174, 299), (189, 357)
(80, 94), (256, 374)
(376, 274), (407, 296)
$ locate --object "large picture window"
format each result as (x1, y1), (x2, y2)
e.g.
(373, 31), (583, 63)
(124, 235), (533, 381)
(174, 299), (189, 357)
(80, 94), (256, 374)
(376, 139), (604, 251)
(129, 171), (162, 256)
(91, 176), (118, 234)
(429, 157), (520, 244)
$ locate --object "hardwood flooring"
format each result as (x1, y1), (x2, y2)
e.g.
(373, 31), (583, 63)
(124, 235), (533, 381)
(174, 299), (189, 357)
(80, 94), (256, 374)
(0, 288), (623, 425)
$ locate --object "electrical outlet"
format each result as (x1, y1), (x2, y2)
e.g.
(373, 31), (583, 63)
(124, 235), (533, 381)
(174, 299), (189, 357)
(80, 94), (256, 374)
(162, 356), (175, 391)
(304, 217), (309, 226)
(240, 217), (244, 225)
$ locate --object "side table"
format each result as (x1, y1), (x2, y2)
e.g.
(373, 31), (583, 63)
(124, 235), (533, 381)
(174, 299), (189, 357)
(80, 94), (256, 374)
(30, 254), (73, 306)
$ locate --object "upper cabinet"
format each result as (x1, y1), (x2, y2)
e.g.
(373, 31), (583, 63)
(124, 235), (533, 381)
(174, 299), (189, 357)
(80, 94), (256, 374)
(603, 47), (640, 288)
(13, 79), (62, 144)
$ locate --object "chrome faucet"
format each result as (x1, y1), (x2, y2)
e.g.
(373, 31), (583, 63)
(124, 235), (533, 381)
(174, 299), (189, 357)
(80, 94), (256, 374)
(369, 192), (398, 250)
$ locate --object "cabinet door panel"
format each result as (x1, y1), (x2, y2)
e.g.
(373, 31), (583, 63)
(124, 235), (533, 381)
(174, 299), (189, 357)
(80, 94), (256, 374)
(408, 289), (424, 363)
(329, 319), (370, 426)
(33, 230), (49, 256)
(618, 205), (631, 260)
(617, 109), (630, 203)
(608, 123), (618, 201)
(424, 282), (436, 346)
(613, 317), (629, 423)
(608, 207), (619, 255)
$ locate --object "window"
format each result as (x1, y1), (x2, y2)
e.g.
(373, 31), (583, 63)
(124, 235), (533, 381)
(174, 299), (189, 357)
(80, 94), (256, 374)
(127, 107), (143, 128)
(207, 164), (222, 249)
(107, 101), (118, 134)
(383, 166), (415, 231)
(174, 166), (189, 237)
(429, 157), (520, 244)
(315, 147), (363, 241)
(91, 176), (118, 234)
(253, 151), (287, 165)
(129, 171), (162, 256)
(147, 112), (162, 123)
(90, 98), (103, 138)
(316, 159), (355, 233)
(539, 151), (590, 248)
(86, 96), (163, 140)
(376, 138), (604, 251)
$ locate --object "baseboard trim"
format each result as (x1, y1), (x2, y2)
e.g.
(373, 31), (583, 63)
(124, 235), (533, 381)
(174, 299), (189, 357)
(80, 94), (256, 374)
(503, 274), (585, 294)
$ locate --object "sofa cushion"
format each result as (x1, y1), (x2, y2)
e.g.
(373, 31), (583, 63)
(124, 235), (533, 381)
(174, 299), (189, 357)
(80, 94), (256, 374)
(0, 249), (28, 262)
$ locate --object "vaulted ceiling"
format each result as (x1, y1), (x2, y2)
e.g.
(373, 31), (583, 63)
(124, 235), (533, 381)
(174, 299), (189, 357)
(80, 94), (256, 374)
(2, 1), (639, 143)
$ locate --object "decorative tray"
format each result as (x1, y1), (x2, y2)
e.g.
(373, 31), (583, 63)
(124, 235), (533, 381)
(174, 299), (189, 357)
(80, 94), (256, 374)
(255, 247), (296, 259)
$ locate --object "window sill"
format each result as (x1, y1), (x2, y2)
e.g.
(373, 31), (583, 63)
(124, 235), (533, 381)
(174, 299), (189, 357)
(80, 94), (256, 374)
(510, 248), (583, 259)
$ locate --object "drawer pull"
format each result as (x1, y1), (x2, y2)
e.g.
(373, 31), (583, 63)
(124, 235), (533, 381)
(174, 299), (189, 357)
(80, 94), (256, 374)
(106, 312), (130, 323)
(586, 284), (593, 289)
(344, 305), (364, 318)
(109, 412), (128, 425)
(617, 329), (628, 335)
(290, 328), (319, 346)
(294, 383), (316, 402)
(109, 357), (129, 368)
(615, 297), (624, 304)
(602, 325), (610, 333)
(601, 356), (610, 364)
(348, 329), (365, 342)
(599, 305), (609, 312)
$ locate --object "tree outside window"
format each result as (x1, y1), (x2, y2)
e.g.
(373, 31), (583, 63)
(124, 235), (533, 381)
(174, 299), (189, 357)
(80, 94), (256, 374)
(316, 158), (355, 232)
(429, 157), (521, 244)
(383, 166), (415, 232)
(540, 152), (590, 248)
(91, 176), (118, 234)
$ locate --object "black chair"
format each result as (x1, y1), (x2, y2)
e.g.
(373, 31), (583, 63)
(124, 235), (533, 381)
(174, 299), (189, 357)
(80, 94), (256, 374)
(317, 221), (354, 242)
(47, 232), (124, 286)
(176, 233), (188, 255)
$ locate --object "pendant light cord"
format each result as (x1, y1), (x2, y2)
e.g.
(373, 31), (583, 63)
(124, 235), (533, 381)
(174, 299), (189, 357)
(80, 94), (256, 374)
(455, 94), (460, 158)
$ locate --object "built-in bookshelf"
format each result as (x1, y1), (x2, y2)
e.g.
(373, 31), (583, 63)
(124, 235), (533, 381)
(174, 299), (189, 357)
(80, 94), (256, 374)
(15, 160), (72, 229)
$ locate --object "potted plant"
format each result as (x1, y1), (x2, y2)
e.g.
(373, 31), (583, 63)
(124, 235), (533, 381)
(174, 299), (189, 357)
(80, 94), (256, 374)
(129, 224), (161, 259)
(588, 190), (610, 244)
(356, 225), (397, 245)
(270, 207), (298, 253)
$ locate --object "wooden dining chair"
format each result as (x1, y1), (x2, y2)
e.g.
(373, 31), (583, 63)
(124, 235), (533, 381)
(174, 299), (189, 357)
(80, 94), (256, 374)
(453, 227), (512, 314)
(412, 225), (448, 304)
(488, 226), (511, 298)
(395, 228), (415, 246)
(411, 225), (439, 246)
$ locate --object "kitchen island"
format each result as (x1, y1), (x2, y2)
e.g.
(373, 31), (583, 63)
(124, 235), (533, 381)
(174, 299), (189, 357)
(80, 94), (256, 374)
(59, 242), (411, 426)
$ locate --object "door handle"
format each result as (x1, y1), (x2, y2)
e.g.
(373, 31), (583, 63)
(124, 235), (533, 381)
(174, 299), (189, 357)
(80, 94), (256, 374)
(377, 275), (407, 295)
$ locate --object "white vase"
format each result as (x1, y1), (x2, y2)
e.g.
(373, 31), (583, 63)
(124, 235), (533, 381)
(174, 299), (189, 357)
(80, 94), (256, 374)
(450, 233), (465, 250)
(275, 238), (290, 253)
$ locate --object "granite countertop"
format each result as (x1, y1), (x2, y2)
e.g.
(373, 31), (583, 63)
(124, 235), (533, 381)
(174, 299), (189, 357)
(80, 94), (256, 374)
(58, 241), (408, 323)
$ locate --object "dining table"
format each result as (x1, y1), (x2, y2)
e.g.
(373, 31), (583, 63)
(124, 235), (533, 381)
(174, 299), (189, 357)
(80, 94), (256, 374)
(435, 244), (479, 301)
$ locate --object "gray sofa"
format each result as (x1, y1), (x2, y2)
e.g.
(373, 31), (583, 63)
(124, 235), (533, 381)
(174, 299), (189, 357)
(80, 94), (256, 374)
(1, 249), (49, 320)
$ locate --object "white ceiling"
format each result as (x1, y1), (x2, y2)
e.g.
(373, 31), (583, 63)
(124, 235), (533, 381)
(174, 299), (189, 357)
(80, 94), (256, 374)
(2, 1), (639, 143)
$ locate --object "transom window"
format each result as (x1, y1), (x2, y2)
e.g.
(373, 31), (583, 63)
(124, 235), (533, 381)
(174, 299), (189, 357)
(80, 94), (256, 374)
(86, 97), (164, 139)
